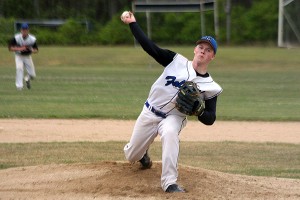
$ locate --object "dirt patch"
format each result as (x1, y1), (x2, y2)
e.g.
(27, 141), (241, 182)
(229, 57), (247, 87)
(0, 162), (299, 200)
(0, 119), (299, 143)
(0, 119), (299, 199)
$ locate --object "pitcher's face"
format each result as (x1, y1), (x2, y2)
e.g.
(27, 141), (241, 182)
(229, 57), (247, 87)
(193, 43), (215, 65)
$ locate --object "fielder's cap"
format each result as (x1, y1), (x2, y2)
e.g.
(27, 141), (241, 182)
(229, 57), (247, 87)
(21, 23), (29, 29)
(196, 36), (217, 54)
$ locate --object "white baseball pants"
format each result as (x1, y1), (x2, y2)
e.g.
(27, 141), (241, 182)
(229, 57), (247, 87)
(15, 54), (36, 89)
(124, 105), (187, 191)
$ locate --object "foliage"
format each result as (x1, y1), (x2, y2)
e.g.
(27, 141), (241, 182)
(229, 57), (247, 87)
(0, 17), (14, 45)
(0, 0), (281, 45)
(56, 19), (87, 45)
(230, 1), (278, 44)
(98, 15), (133, 45)
(150, 12), (215, 44)
(0, 0), (130, 23)
(35, 29), (61, 45)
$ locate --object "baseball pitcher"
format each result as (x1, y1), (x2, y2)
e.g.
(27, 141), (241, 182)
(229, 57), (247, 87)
(121, 11), (222, 193)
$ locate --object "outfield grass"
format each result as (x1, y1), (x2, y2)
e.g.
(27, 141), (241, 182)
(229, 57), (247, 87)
(0, 46), (299, 179)
(0, 141), (299, 179)
(0, 46), (300, 120)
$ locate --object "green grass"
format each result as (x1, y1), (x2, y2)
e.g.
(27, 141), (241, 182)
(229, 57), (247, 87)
(0, 46), (300, 179)
(0, 141), (299, 179)
(0, 46), (300, 120)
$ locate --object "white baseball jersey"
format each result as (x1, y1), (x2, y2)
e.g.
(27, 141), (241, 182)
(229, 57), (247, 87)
(14, 33), (37, 55)
(147, 53), (222, 116)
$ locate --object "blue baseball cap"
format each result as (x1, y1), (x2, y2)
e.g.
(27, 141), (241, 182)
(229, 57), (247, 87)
(21, 23), (29, 29)
(196, 36), (217, 54)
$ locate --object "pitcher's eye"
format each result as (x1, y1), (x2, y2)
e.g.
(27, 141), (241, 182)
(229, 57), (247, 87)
(198, 45), (204, 49)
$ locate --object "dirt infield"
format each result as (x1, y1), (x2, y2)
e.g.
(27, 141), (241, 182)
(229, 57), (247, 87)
(0, 119), (299, 199)
(0, 119), (299, 143)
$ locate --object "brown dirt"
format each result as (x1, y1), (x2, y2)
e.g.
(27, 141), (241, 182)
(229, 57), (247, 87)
(0, 119), (299, 199)
(0, 119), (299, 143)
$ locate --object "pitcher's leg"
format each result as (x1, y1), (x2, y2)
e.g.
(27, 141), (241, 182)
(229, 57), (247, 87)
(158, 115), (187, 191)
(124, 107), (160, 162)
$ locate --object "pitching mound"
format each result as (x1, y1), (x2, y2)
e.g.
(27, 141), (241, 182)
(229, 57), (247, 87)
(0, 161), (299, 200)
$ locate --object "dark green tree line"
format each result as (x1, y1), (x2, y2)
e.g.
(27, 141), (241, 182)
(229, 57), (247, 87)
(0, 0), (280, 45)
(0, 0), (131, 23)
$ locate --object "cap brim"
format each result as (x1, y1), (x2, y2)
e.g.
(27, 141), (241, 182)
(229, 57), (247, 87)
(196, 39), (215, 51)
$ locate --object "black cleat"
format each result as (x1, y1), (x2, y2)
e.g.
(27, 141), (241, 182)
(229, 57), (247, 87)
(25, 80), (31, 89)
(139, 151), (152, 169)
(166, 184), (186, 193)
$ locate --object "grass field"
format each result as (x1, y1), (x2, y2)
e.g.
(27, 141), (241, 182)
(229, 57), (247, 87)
(0, 46), (300, 120)
(0, 46), (299, 179)
(1, 141), (299, 179)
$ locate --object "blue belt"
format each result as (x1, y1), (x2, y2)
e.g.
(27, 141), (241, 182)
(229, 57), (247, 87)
(145, 101), (167, 118)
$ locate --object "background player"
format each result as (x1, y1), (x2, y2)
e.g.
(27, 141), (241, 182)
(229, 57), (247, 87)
(8, 23), (38, 90)
(121, 12), (222, 193)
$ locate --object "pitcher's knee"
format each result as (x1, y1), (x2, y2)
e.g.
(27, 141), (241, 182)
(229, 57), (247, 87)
(124, 144), (138, 162)
(124, 143), (147, 163)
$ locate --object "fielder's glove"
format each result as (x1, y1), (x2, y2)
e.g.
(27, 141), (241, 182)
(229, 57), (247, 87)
(20, 46), (32, 54)
(175, 81), (205, 116)
(25, 46), (33, 52)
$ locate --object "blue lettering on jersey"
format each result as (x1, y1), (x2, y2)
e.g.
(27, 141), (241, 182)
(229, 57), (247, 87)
(165, 76), (185, 88)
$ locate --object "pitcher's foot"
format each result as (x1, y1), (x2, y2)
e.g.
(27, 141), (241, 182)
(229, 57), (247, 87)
(166, 184), (186, 193)
(139, 151), (152, 169)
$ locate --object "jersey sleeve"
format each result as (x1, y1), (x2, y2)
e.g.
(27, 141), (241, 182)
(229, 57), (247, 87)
(129, 22), (176, 67)
(192, 76), (222, 125)
(8, 37), (17, 48)
(32, 41), (38, 50)
(198, 96), (218, 125)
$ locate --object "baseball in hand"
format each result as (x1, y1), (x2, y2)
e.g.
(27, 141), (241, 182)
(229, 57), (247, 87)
(121, 11), (131, 20)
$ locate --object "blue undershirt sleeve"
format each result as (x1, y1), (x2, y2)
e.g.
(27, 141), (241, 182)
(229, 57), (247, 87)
(198, 96), (218, 125)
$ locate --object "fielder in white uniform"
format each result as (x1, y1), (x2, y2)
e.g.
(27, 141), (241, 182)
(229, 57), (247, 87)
(121, 12), (222, 193)
(8, 23), (38, 90)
